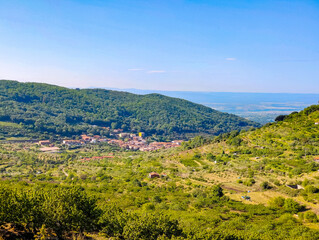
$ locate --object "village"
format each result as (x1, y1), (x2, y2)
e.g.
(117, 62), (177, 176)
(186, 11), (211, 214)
(37, 130), (183, 153)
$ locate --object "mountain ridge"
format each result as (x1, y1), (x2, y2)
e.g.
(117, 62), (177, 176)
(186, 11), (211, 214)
(0, 80), (260, 139)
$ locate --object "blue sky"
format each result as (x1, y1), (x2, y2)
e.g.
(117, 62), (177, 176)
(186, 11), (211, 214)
(0, 0), (318, 93)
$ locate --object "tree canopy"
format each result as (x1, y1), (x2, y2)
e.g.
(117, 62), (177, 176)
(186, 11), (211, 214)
(0, 80), (260, 139)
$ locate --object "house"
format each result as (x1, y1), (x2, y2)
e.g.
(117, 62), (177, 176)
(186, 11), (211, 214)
(119, 133), (130, 138)
(113, 129), (123, 133)
(62, 140), (83, 146)
(81, 135), (92, 141)
(172, 140), (183, 145)
(149, 172), (160, 178)
(314, 157), (319, 163)
(128, 145), (139, 150)
(38, 140), (50, 145)
(315, 122), (319, 125)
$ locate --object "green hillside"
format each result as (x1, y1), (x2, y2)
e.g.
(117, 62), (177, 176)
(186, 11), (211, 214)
(0, 80), (259, 139)
(203, 104), (319, 177)
(1, 105), (319, 239)
(175, 104), (319, 220)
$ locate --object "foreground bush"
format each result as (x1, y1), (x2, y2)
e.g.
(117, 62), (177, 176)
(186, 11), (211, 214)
(0, 185), (100, 238)
(1, 183), (319, 240)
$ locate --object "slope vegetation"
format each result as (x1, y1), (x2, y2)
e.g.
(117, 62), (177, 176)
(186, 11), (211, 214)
(1, 105), (319, 239)
(177, 104), (319, 214)
(0, 80), (259, 139)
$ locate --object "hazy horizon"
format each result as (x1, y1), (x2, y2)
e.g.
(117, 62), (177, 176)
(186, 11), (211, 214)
(3, 79), (319, 95)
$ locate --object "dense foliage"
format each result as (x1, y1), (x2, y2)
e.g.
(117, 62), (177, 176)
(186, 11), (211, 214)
(0, 80), (259, 139)
(1, 88), (319, 239)
(1, 182), (318, 240)
(0, 185), (100, 238)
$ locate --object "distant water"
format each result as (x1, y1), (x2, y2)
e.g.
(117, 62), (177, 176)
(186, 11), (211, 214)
(110, 88), (319, 124)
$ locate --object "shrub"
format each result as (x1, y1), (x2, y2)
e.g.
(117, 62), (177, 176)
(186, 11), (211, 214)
(206, 153), (215, 161)
(243, 178), (255, 186)
(304, 211), (318, 223)
(123, 213), (183, 240)
(275, 115), (287, 122)
(211, 185), (224, 198)
(303, 105), (319, 116)
(143, 203), (155, 211)
(283, 198), (304, 213)
(99, 205), (127, 237)
(0, 185), (101, 238)
(269, 197), (285, 209)
(273, 180), (281, 186)
(261, 181), (271, 190)
(153, 195), (162, 203)
(305, 185), (318, 194)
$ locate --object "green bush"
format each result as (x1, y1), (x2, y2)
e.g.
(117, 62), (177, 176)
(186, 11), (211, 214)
(99, 205), (128, 237)
(283, 198), (304, 213)
(243, 178), (255, 186)
(269, 197), (285, 209)
(123, 213), (183, 240)
(261, 181), (271, 190)
(305, 185), (318, 193)
(0, 185), (101, 238)
(304, 211), (318, 223)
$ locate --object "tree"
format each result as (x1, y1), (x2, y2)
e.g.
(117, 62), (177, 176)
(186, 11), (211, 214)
(0, 185), (101, 239)
(261, 181), (271, 190)
(99, 205), (128, 238)
(283, 198), (303, 213)
(211, 185), (224, 198)
(304, 211), (318, 223)
(275, 115), (287, 122)
(269, 197), (285, 209)
(122, 213), (182, 240)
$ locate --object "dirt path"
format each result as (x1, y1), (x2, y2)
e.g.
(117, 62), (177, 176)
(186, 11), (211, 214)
(194, 160), (202, 166)
(62, 168), (69, 177)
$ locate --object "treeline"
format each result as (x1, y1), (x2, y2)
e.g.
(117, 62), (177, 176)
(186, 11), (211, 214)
(1, 183), (318, 240)
(0, 183), (229, 240)
(0, 80), (259, 139)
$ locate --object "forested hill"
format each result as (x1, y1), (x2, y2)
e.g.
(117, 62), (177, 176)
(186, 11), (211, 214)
(0, 80), (260, 139)
(182, 104), (319, 179)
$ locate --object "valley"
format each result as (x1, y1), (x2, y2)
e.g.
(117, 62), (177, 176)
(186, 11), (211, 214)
(1, 1), (318, 239)
(1, 98), (319, 239)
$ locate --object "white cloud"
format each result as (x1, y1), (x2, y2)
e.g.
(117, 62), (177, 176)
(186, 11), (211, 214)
(226, 58), (236, 61)
(147, 70), (166, 74)
(128, 68), (144, 71)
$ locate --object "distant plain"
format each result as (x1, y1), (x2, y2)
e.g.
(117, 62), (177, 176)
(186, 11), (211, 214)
(113, 89), (319, 124)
